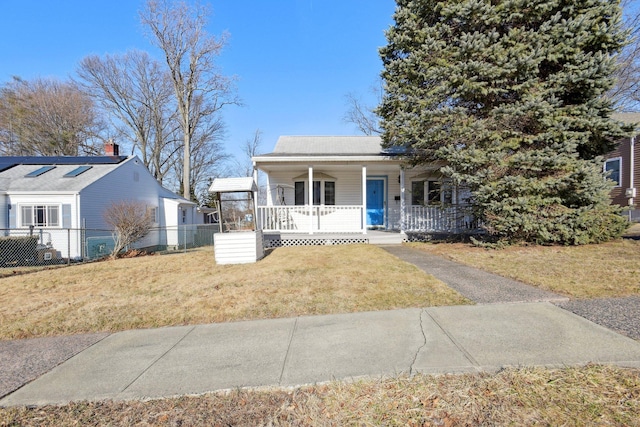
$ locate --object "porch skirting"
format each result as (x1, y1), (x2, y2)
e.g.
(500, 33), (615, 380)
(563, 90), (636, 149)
(264, 233), (369, 248)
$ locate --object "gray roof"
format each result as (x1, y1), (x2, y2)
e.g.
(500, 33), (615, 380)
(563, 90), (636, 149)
(272, 136), (384, 155)
(0, 159), (126, 192)
(612, 112), (640, 127)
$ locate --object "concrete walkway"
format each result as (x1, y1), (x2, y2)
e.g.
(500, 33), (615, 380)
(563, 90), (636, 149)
(381, 245), (568, 304)
(2, 245), (640, 407)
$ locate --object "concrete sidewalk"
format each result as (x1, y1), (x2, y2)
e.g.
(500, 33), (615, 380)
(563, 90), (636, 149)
(3, 302), (640, 406)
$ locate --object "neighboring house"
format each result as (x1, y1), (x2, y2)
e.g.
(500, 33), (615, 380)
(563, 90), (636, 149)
(609, 113), (640, 221)
(252, 136), (475, 241)
(0, 149), (197, 260)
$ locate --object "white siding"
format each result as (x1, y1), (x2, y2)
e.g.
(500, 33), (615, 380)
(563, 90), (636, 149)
(80, 158), (167, 230)
(6, 193), (80, 258)
(214, 231), (264, 264)
(266, 168), (366, 207)
(0, 194), (6, 230)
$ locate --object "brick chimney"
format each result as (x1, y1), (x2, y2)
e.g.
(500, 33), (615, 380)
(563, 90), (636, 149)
(105, 141), (119, 156)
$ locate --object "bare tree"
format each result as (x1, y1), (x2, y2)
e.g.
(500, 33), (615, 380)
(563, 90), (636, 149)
(343, 80), (383, 135)
(76, 50), (179, 184)
(343, 92), (381, 135)
(235, 129), (262, 177)
(0, 77), (104, 155)
(140, 0), (239, 200)
(103, 200), (153, 259)
(607, 0), (640, 110)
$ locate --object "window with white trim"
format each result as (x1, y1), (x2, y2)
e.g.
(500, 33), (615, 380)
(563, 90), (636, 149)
(604, 157), (622, 187)
(147, 206), (158, 223)
(411, 180), (453, 206)
(20, 205), (60, 227)
(293, 180), (336, 205)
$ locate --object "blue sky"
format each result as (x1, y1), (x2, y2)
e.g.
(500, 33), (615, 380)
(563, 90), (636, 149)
(0, 0), (396, 162)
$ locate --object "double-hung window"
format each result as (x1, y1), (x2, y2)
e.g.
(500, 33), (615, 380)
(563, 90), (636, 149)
(294, 181), (336, 205)
(20, 205), (60, 227)
(411, 180), (453, 206)
(604, 157), (622, 187)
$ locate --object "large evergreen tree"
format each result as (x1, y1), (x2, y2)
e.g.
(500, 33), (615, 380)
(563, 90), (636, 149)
(379, 0), (630, 245)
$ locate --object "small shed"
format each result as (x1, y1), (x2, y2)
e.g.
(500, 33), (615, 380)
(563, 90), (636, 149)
(209, 177), (264, 264)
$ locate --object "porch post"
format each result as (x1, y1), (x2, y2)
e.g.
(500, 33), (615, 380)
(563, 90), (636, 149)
(362, 165), (367, 234)
(252, 163), (259, 230)
(308, 166), (314, 234)
(400, 167), (406, 234)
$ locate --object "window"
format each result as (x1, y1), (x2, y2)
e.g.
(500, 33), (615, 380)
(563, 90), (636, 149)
(324, 181), (336, 205)
(295, 181), (305, 205)
(412, 180), (453, 205)
(313, 181), (322, 205)
(64, 166), (92, 177)
(20, 205), (60, 227)
(147, 206), (158, 223)
(411, 181), (425, 206)
(294, 181), (336, 205)
(604, 158), (622, 186)
(25, 166), (55, 177)
(427, 181), (441, 205)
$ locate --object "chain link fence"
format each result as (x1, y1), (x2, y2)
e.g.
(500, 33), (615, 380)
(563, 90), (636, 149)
(0, 224), (220, 268)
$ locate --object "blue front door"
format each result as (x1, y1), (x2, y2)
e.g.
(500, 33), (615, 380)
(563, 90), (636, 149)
(366, 179), (385, 227)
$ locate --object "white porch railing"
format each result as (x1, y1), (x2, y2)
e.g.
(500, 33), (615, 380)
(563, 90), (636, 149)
(258, 206), (363, 233)
(406, 205), (477, 233)
(258, 204), (479, 234)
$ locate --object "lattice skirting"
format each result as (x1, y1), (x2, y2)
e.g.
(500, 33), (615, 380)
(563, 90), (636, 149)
(264, 237), (369, 248)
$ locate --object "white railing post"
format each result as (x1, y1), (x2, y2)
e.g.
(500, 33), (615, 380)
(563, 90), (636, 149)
(362, 165), (367, 234)
(308, 166), (314, 234)
(400, 168), (406, 233)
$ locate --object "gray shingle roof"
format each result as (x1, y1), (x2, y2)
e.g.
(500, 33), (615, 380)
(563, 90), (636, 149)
(0, 161), (123, 192)
(612, 112), (640, 127)
(272, 136), (383, 155)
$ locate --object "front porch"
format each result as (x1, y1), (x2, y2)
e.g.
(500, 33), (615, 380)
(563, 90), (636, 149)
(252, 135), (480, 243)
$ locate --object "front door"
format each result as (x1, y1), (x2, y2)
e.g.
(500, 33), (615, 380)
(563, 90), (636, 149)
(366, 179), (385, 227)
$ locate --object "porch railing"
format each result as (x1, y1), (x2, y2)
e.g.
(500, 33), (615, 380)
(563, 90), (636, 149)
(258, 204), (478, 233)
(257, 206), (363, 233)
(406, 205), (478, 233)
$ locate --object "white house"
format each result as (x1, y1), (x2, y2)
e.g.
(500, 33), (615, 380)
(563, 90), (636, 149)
(0, 152), (197, 260)
(252, 136), (476, 245)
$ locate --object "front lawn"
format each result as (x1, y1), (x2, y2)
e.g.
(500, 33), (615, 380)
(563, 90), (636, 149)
(0, 245), (469, 340)
(410, 238), (640, 299)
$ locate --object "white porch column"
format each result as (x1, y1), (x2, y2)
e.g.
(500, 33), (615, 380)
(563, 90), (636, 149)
(400, 167), (406, 234)
(308, 166), (314, 234)
(361, 165), (367, 234)
(252, 163), (259, 229)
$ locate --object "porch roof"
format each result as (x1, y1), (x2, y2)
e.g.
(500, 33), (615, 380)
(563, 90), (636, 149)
(253, 136), (407, 170)
(272, 135), (384, 155)
(209, 177), (257, 193)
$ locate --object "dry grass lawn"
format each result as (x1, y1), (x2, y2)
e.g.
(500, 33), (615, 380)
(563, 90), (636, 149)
(410, 238), (640, 299)
(0, 245), (469, 340)
(1, 365), (638, 426)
